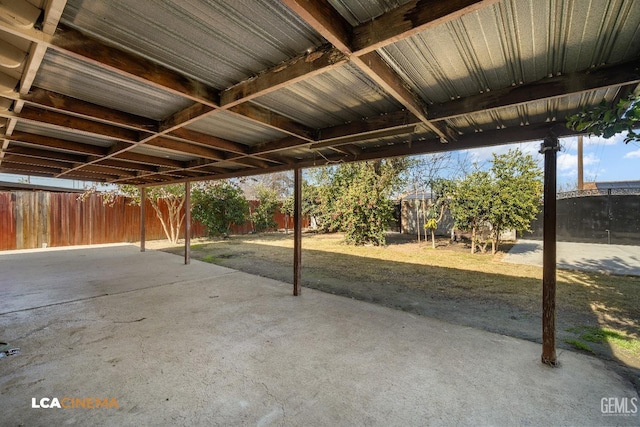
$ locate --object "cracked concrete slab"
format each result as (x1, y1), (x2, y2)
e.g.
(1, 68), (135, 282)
(1, 245), (638, 426)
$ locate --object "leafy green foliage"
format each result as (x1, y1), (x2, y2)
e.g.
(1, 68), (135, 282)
(487, 149), (543, 254)
(567, 94), (640, 143)
(449, 149), (542, 254)
(281, 195), (294, 217)
(251, 186), (279, 232)
(450, 170), (493, 253)
(191, 182), (249, 237)
(306, 160), (408, 246)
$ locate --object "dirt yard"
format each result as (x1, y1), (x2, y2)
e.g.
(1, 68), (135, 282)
(154, 232), (640, 387)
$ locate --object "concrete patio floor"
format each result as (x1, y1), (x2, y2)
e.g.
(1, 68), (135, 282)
(0, 245), (638, 426)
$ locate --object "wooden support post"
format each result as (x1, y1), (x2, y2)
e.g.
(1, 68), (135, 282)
(540, 132), (560, 366)
(293, 167), (302, 296)
(140, 187), (146, 252)
(184, 181), (191, 265)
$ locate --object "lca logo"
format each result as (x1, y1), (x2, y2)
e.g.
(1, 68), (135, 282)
(31, 397), (119, 409)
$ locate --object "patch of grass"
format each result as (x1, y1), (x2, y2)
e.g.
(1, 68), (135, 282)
(565, 338), (594, 353)
(201, 252), (235, 264)
(567, 326), (640, 354)
(202, 255), (219, 264)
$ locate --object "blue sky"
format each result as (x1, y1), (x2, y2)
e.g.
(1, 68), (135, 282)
(2, 133), (638, 191)
(460, 132), (640, 190)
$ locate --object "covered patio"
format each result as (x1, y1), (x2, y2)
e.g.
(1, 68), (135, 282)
(1, 244), (637, 425)
(1, 0), (640, 423)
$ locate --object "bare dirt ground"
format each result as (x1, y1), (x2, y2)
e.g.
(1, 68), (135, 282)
(151, 232), (640, 390)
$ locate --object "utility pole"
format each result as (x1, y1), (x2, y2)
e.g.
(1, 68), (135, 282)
(577, 135), (584, 191)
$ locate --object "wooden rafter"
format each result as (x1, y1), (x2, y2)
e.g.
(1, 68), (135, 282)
(159, 103), (216, 132)
(428, 59), (640, 121)
(21, 88), (158, 132)
(281, 0), (352, 54)
(168, 128), (250, 155)
(50, 25), (220, 107)
(145, 137), (225, 161)
(4, 106), (142, 142)
(351, 0), (500, 54)
(8, 131), (107, 156)
(228, 103), (316, 141)
(220, 45), (348, 107)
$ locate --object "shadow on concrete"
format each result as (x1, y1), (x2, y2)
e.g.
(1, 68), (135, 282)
(3, 243), (638, 425)
(567, 256), (640, 277)
(503, 240), (640, 277)
(173, 234), (640, 391)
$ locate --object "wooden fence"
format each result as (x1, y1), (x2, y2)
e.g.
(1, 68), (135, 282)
(0, 192), (307, 251)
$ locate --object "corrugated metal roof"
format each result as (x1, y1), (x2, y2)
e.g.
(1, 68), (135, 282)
(129, 145), (196, 162)
(61, 0), (325, 89)
(252, 62), (404, 128)
(379, 0), (640, 103)
(185, 111), (288, 146)
(445, 87), (618, 133)
(33, 50), (193, 121)
(14, 121), (118, 147)
(1, 0), (637, 185)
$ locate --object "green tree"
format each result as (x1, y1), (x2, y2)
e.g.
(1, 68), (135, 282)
(251, 185), (279, 232)
(567, 93), (640, 143)
(450, 170), (493, 254)
(281, 195), (294, 234)
(333, 159), (408, 245)
(191, 181), (248, 237)
(487, 149), (543, 254)
(449, 149), (543, 254)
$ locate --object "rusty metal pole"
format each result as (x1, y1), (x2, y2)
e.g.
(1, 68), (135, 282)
(140, 187), (146, 252)
(184, 181), (191, 265)
(293, 167), (302, 296)
(540, 132), (560, 366)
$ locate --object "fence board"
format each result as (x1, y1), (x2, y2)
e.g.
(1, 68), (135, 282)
(0, 193), (16, 250)
(0, 192), (307, 250)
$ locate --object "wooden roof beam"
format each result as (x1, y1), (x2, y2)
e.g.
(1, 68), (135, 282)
(168, 127), (250, 155)
(4, 105), (142, 142)
(280, 0), (352, 54)
(145, 137), (226, 161)
(228, 103), (316, 141)
(0, 19), (220, 107)
(1, 161), (62, 175)
(428, 59), (640, 121)
(5, 145), (88, 163)
(50, 24), (220, 107)
(280, 1), (463, 142)
(220, 45), (347, 107)
(158, 102), (216, 133)
(96, 158), (159, 173)
(7, 131), (107, 156)
(352, 0), (500, 55)
(3, 153), (72, 169)
(114, 151), (186, 169)
(317, 110), (419, 141)
(20, 88), (159, 132)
